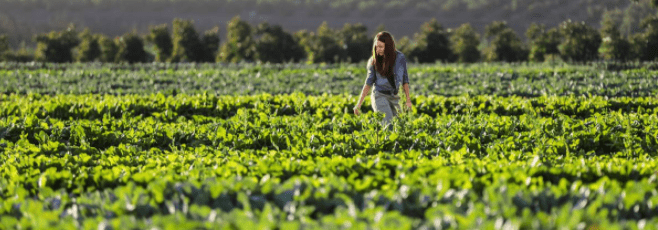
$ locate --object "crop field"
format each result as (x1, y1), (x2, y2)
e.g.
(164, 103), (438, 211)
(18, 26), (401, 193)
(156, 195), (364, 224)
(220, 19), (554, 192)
(1, 63), (658, 229)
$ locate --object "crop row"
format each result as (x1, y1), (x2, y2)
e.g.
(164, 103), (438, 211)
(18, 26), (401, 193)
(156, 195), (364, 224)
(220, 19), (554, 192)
(2, 63), (658, 97)
(1, 94), (657, 229)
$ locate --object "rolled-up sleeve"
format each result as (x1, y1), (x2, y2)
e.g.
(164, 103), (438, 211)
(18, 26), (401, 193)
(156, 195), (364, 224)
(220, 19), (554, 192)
(398, 54), (409, 84)
(365, 58), (376, 86)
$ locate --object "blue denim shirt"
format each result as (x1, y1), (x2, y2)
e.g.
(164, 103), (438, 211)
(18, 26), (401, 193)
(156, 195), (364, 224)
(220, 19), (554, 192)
(365, 50), (409, 94)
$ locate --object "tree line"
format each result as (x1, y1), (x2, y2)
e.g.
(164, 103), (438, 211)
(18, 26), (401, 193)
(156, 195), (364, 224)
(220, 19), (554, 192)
(1, 15), (658, 64)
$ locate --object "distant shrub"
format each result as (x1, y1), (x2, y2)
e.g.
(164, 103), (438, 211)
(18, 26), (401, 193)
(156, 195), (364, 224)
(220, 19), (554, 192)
(396, 36), (416, 62)
(170, 18), (203, 62)
(0, 34), (8, 61)
(34, 24), (80, 63)
(254, 22), (304, 63)
(77, 28), (101, 62)
(116, 32), (147, 63)
(483, 21), (527, 62)
(599, 14), (631, 61)
(338, 23), (370, 63)
(558, 20), (601, 62)
(98, 35), (119, 63)
(406, 18), (453, 63)
(526, 23), (560, 62)
(218, 16), (256, 63)
(636, 16), (658, 61)
(147, 24), (173, 62)
(450, 23), (480, 63)
(307, 21), (344, 64)
(200, 27), (220, 63)
(293, 30), (313, 63)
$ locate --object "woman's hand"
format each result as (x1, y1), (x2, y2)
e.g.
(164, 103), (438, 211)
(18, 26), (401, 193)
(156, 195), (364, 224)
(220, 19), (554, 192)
(405, 99), (413, 112)
(353, 106), (361, 116)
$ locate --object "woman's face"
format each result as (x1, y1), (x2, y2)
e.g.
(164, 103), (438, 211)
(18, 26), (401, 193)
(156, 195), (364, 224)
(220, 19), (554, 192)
(376, 40), (385, 56)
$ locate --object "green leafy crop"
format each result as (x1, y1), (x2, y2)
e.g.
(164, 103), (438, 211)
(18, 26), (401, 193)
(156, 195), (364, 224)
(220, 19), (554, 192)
(1, 93), (657, 229)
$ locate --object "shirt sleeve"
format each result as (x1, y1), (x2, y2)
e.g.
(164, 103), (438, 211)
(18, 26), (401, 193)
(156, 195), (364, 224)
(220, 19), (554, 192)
(365, 58), (376, 86)
(398, 54), (409, 84)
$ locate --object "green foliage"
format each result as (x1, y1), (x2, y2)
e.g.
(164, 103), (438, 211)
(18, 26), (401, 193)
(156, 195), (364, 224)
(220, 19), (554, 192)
(0, 34), (8, 54)
(219, 16), (256, 63)
(628, 32), (646, 61)
(116, 32), (147, 63)
(147, 24), (173, 62)
(406, 18), (453, 63)
(293, 29), (313, 64)
(396, 36), (415, 62)
(3, 62), (658, 97)
(599, 14), (631, 61)
(0, 34), (8, 61)
(254, 22), (304, 63)
(2, 41), (34, 62)
(98, 35), (119, 63)
(637, 15), (658, 61)
(483, 21), (528, 62)
(526, 23), (561, 62)
(169, 19), (203, 62)
(1, 92), (658, 228)
(338, 23), (370, 63)
(200, 27), (220, 63)
(34, 24), (80, 63)
(450, 23), (480, 63)
(558, 20), (602, 62)
(300, 21), (344, 64)
(76, 28), (101, 62)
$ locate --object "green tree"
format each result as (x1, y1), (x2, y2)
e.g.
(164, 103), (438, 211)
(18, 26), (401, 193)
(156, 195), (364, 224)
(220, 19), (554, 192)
(450, 23), (480, 63)
(525, 23), (561, 62)
(599, 14), (631, 61)
(293, 30), (313, 64)
(628, 33), (646, 61)
(637, 16), (658, 61)
(34, 24), (80, 63)
(338, 23), (370, 63)
(483, 21), (527, 62)
(76, 28), (101, 62)
(312, 21), (344, 63)
(147, 24), (173, 62)
(0, 35), (8, 53)
(98, 35), (119, 62)
(294, 22), (344, 64)
(620, 1), (656, 36)
(408, 18), (453, 63)
(170, 18), (203, 62)
(0, 34), (8, 61)
(558, 20), (602, 62)
(396, 36), (412, 57)
(200, 27), (220, 63)
(116, 32), (147, 63)
(218, 16), (256, 63)
(3, 41), (34, 62)
(254, 22), (304, 63)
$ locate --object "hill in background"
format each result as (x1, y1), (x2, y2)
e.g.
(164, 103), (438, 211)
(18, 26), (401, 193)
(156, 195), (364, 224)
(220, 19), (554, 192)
(0, 0), (656, 49)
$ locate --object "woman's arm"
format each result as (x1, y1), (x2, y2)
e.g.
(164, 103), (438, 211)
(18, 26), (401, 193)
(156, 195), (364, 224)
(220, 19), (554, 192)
(356, 58), (375, 115)
(398, 54), (412, 111)
(403, 83), (412, 111)
(354, 84), (371, 115)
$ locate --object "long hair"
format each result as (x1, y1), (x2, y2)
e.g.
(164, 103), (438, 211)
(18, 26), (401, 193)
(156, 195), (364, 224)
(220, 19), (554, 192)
(371, 31), (397, 77)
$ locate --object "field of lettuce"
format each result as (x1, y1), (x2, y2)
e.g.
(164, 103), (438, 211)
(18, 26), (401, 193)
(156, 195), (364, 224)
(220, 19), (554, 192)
(1, 63), (658, 229)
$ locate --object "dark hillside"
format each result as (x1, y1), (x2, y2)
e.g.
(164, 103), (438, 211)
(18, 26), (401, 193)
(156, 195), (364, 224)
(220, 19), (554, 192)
(0, 0), (654, 48)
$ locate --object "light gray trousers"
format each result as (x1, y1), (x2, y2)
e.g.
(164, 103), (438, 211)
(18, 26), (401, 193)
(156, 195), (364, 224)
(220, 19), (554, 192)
(371, 90), (401, 127)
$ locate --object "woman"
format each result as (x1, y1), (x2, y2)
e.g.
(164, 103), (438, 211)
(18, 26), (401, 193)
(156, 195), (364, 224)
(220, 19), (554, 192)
(353, 31), (412, 127)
